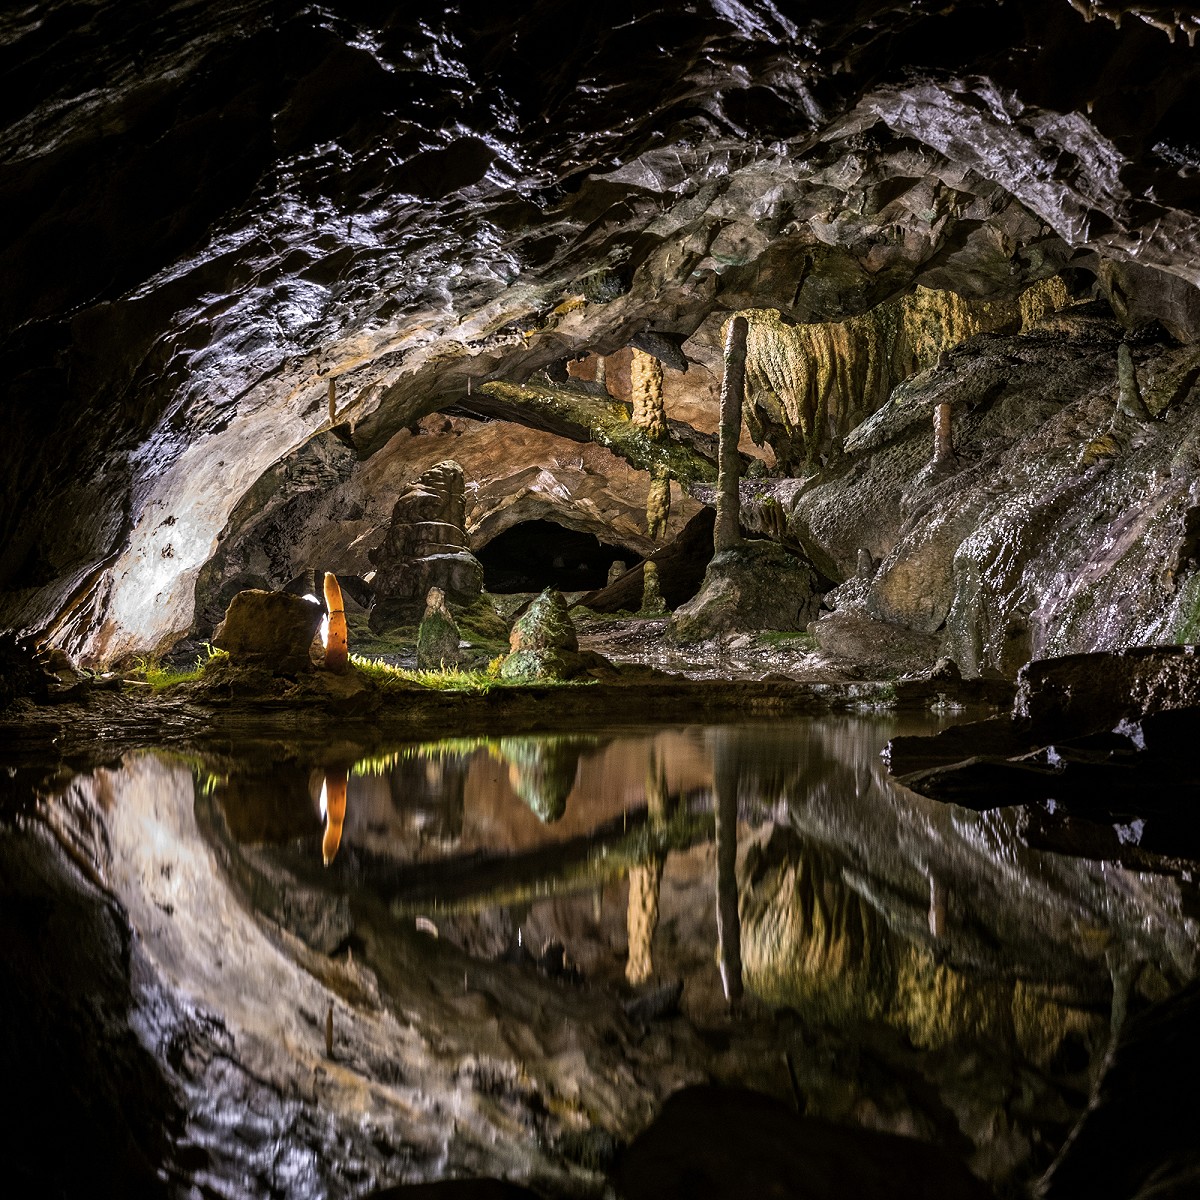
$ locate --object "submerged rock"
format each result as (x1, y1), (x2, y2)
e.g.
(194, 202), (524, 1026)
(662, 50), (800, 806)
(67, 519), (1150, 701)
(212, 589), (323, 673)
(670, 540), (821, 643)
(615, 1085), (992, 1200)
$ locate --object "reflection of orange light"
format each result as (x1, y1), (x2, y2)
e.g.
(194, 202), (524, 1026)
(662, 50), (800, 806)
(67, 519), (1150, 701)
(320, 770), (348, 865)
(322, 572), (348, 673)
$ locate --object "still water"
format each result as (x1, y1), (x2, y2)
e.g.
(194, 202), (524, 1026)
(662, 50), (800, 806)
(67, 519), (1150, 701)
(8, 713), (1200, 1196)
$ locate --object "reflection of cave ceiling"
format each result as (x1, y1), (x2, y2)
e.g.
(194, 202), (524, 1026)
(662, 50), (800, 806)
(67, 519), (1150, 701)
(2, 1), (1199, 661)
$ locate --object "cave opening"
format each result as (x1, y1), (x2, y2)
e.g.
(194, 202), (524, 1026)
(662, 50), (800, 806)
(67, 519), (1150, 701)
(476, 520), (638, 593)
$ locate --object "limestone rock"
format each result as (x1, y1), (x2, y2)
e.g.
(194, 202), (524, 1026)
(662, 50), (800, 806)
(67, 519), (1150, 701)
(509, 588), (578, 655)
(670, 540), (822, 643)
(368, 461), (483, 631)
(500, 588), (607, 680)
(212, 590), (323, 673)
(416, 587), (461, 669)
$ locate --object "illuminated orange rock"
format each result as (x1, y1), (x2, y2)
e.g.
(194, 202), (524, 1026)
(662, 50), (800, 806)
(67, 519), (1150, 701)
(322, 572), (348, 673)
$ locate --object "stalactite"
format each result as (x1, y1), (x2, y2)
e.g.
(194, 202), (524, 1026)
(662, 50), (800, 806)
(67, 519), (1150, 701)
(715, 316), (747, 554)
(741, 279), (1068, 468)
(630, 348), (667, 441)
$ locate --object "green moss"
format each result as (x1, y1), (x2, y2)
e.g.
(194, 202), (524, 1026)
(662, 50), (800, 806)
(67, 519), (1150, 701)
(1175, 572), (1200, 644)
(348, 654), (593, 694)
(757, 630), (816, 649)
(128, 646), (229, 693)
(480, 380), (717, 488)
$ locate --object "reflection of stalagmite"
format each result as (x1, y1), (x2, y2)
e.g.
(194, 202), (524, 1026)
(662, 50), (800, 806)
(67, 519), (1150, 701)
(713, 742), (744, 1006)
(928, 872), (946, 939)
(320, 769), (348, 865)
(626, 748), (670, 986)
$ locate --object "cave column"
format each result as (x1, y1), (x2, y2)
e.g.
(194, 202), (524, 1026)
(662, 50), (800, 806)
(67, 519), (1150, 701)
(715, 316), (748, 553)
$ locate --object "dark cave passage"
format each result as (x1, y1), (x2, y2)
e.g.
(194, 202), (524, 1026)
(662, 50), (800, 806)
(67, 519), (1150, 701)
(476, 520), (638, 593)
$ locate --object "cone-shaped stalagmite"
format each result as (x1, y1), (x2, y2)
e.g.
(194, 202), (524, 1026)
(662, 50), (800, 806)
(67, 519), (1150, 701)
(323, 572), (348, 672)
(715, 316), (748, 553)
(320, 769), (348, 866)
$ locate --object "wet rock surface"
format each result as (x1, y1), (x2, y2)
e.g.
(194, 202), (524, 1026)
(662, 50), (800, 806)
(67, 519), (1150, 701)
(4, 2), (1200, 659)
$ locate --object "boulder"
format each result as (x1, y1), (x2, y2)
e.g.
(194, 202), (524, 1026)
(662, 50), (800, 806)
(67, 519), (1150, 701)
(1016, 645), (1200, 736)
(212, 590), (323, 673)
(500, 588), (605, 681)
(670, 539), (822, 643)
(368, 460), (483, 631)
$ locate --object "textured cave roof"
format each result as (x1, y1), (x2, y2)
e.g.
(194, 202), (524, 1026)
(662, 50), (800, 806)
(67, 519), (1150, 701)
(2, 0), (1199, 660)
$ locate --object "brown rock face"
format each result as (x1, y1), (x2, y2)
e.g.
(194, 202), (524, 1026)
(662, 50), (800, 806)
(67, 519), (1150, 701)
(367, 461), (483, 630)
(212, 590), (323, 673)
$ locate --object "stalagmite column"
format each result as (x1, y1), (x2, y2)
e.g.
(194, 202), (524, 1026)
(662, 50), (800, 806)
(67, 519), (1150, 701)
(715, 316), (748, 553)
(933, 402), (953, 464)
(595, 355), (608, 394)
(713, 738), (744, 1007)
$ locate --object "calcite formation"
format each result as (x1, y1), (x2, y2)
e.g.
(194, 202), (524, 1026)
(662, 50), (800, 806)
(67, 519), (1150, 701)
(367, 461), (483, 631)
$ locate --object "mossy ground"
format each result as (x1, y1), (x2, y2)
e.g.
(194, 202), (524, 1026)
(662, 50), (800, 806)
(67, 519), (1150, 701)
(128, 647), (229, 693)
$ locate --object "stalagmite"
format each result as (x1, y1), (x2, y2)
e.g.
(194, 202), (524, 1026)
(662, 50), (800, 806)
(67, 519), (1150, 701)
(715, 316), (748, 553)
(641, 560), (666, 614)
(1117, 342), (1150, 421)
(322, 571), (348, 673)
(933, 401), (954, 464)
(595, 355), (608, 393)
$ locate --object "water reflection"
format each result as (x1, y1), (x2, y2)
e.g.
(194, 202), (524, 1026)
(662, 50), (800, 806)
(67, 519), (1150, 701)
(10, 714), (1200, 1196)
(318, 769), (347, 865)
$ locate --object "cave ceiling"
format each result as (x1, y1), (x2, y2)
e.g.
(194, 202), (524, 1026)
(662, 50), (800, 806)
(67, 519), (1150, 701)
(2, 0), (1200, 661)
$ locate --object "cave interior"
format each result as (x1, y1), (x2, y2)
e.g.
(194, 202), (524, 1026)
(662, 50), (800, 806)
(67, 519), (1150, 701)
(4, 1), (1200, 1197)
